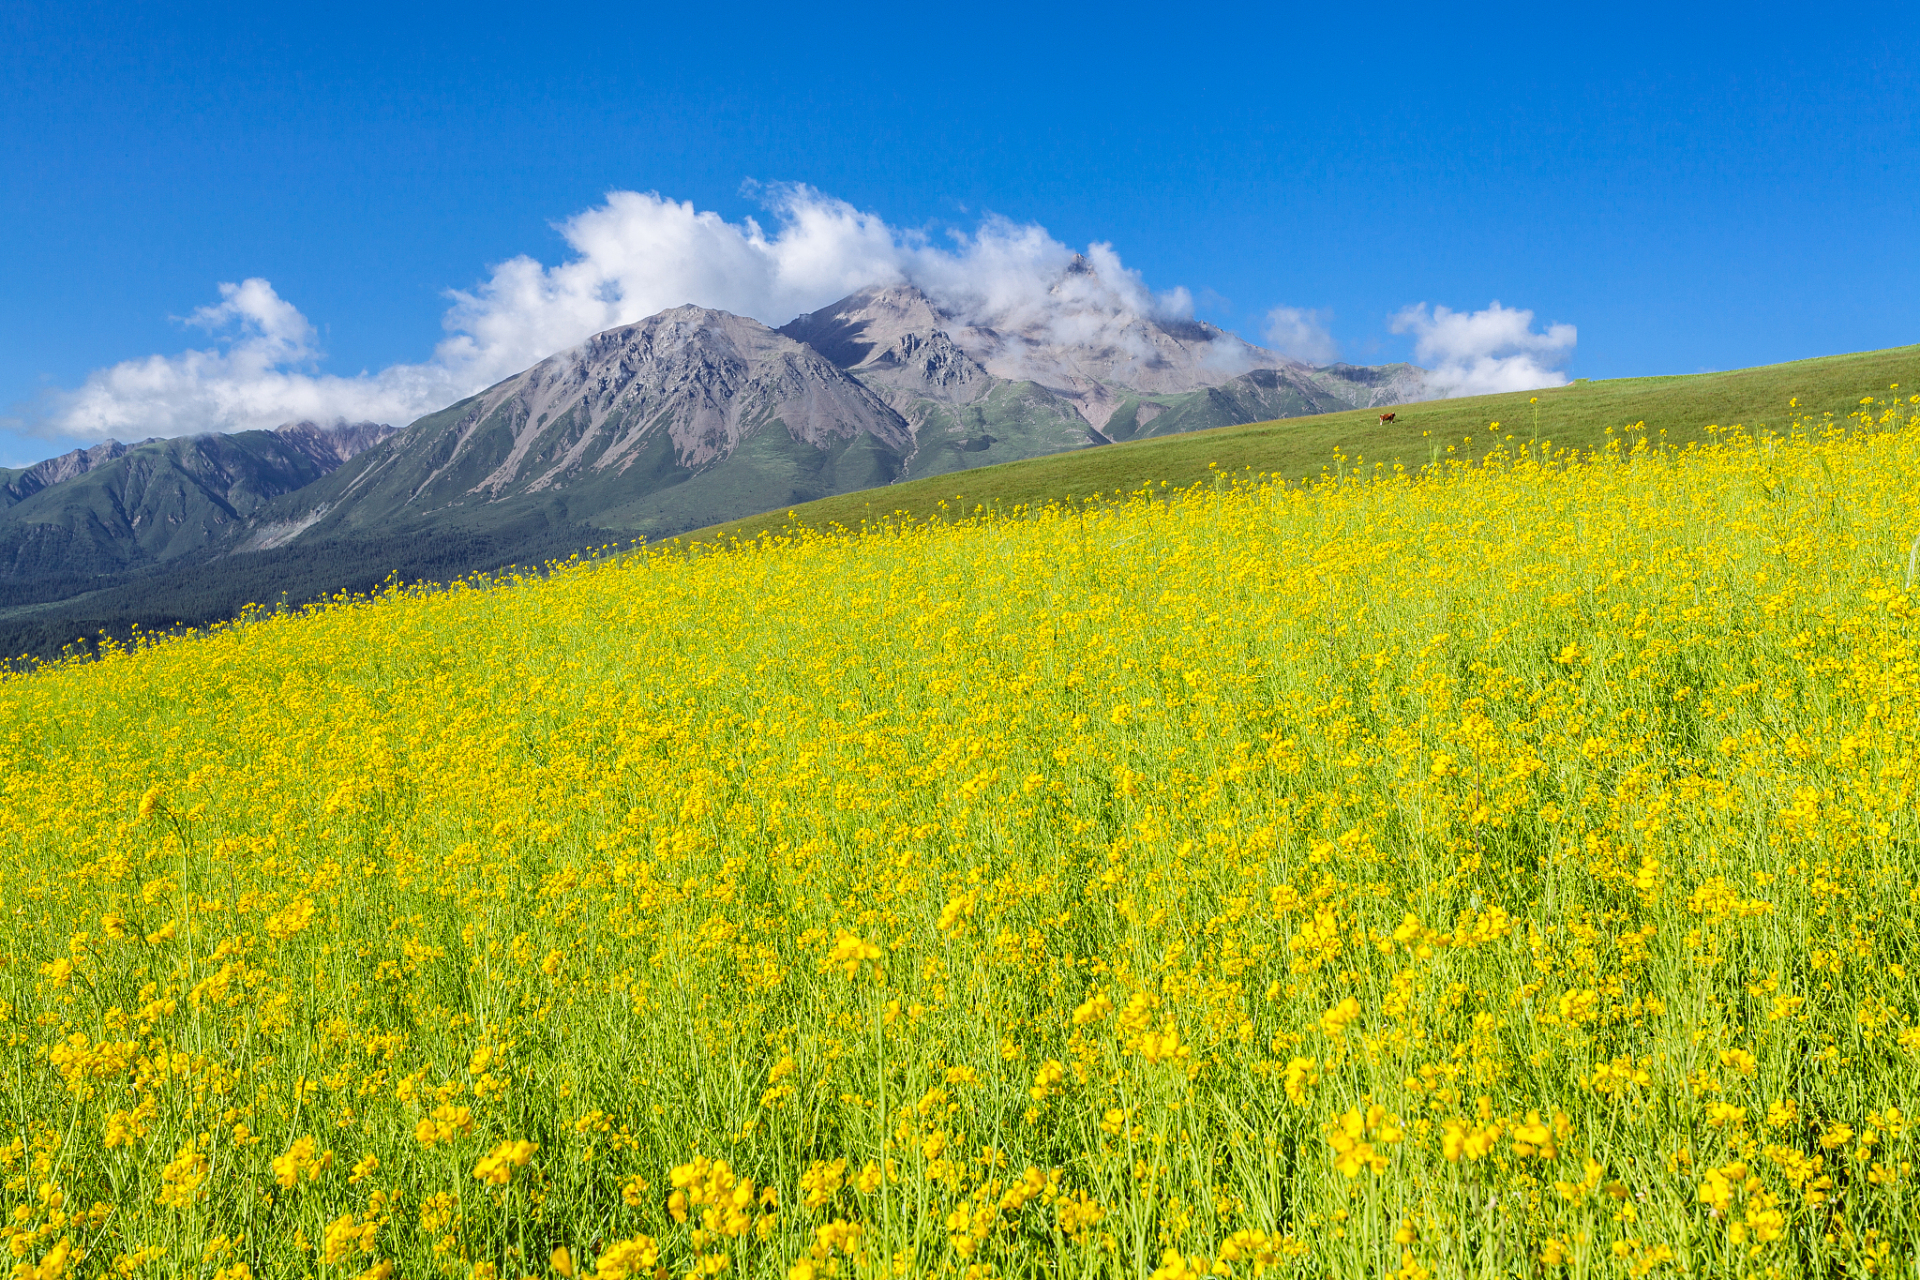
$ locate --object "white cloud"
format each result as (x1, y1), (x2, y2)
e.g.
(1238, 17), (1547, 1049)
(1261, 306), (1339, 364)
(1390, 301), (1576, 397)
(54, 279), (464, 440)
(41, 186), (1215, 441)
(430, 186), (910, 393)
(38, 191), (1580, 441)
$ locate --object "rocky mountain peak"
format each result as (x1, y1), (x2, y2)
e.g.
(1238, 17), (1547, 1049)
(779, 285), (950, 371)
(781, 287), (997, 420)
(270, 420), (398, 468)
(779, 281), (1370, 430)
(2, 289), (1437, 628)
(4, 439), (144, 503)
(344, 305), (912, 514)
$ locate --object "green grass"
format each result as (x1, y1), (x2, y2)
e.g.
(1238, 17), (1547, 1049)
(677, 344), (1920, 545)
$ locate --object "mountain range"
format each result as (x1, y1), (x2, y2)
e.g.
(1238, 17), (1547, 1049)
(0, 421), (395, 581)
(0, 273), (1427, 656)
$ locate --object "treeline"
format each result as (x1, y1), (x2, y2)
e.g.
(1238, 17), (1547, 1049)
(0, 514), (619, 666)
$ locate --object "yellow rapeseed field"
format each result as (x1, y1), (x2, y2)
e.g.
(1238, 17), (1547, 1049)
(3, 397), (1920, 1280)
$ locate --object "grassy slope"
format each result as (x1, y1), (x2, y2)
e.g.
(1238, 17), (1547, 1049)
(677, 343), (1920, 545)
(0, 432), (346, 576)
(7, 343), (1913, 662)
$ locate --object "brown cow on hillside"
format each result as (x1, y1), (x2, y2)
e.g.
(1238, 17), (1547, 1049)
(1378, 412), (1397, 424)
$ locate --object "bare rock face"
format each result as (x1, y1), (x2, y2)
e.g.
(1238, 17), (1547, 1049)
(2, 439), (145, 507)
(1304, 363), (1432, 410)
(780, 286), (952, 373)
(449, 306), (911, 495)
(781, 288), (996, 437)
(262, 307), (917, 534)
(954, 308), (1298, 409)
(867, 329), (994, 402)
(781, 279), (1387, 432)
(271, 421), (399, 468)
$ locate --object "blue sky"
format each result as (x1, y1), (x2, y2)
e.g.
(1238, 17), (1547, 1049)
(2, 0), (1915, 467)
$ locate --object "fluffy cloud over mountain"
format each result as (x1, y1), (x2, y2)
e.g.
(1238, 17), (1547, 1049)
(39, 187), (1578, 441)
(46, 188), (1204, 440)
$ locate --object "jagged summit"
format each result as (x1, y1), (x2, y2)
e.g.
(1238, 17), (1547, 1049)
(781, 288), (996, 419)
(2, 439), (148, 507)
(270, 420), (398, 468)
(255, 280), (1435, 552)
(1, 421), (392, 512)
(235, 307), (916, 549)
(781, 279), (1382, 431)
(780, 286), (951, 371)
(387, 305), (907, 503)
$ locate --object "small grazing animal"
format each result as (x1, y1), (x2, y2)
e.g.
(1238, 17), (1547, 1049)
(1378, 412), (1397, 425)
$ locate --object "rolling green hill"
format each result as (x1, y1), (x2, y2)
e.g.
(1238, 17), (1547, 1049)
(7, 342), (1915, 664)
(678, 343), (1920, 545)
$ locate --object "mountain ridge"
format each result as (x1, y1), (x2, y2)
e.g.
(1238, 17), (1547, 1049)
(0, 421), (396, 583)
(1, 276), (1432, 655)
(6, 285), (1424, 549)
(228, 281), (1422, 549)
(10, 338), (1914, 665)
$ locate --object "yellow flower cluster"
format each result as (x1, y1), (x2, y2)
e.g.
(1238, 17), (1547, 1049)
(1, 397), (1919, 1275)
(472, 1140), (538, 1187)
(1326, 1104), (1405, 1177)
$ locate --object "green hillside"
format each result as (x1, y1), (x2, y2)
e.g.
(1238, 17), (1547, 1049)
(7, 343), (1915, 665)
(0, 424), (397, 588)
(679, 343), (1920, 545)
(0, 511), (593, 665)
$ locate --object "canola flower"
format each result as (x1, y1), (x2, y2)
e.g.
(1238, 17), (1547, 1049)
(2, 398), (1920, 1277)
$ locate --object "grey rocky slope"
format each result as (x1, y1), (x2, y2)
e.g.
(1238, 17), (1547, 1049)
(2, 438), (151, 509)
(782, 276), (1300, 429)
(779, 282), (1426, 448)
(237, 306), (918, 549)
